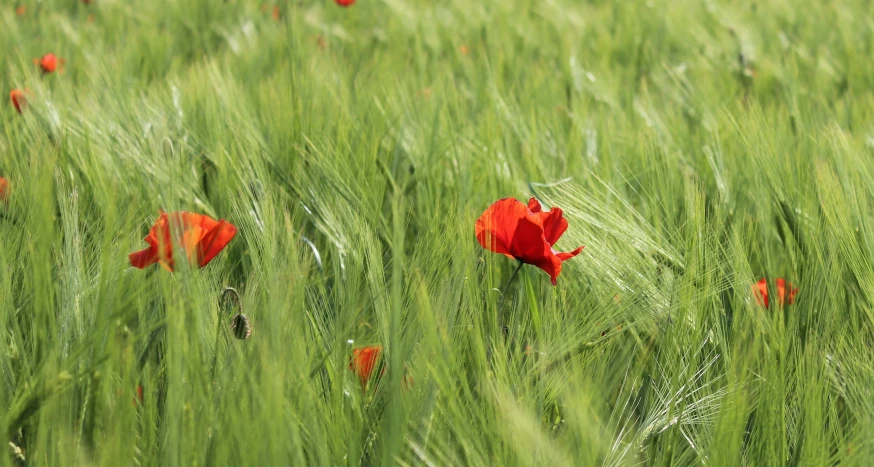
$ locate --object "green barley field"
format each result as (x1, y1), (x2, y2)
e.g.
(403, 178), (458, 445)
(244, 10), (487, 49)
(3, 0), (874, 465)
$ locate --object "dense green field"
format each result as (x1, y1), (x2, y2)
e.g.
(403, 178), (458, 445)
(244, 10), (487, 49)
(4, 0), (874, 465)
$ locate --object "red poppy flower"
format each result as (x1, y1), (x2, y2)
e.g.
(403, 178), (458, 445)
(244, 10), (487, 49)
(476, 197), (584, 285)
(349, 345), (413, 388)
(753, 277), (797, 308)
(34, 53), (63, 74)
(336, 0), (355, 7)
(350, 345), (382, 386)
(128, 211), (237, 271)
(15, 6), (25, 16)
(10, 89), (26, 113)
(133, 385), (144, 406)
(0, 177), (8, 202)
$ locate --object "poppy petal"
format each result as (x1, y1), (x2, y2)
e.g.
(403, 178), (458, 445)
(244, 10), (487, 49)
(527, 197), (542, 213)
(476, 198), (530, 256)
(530, 254), (563, 286)
(350, 346), (382, 386)
(187, 212), (219, 231)
(129, 247), (159, 268)
(555, 245), (584, 261)
(197, 220), (238, 267)
(509, 214), (549, 260)
(510, 215), (568, 284)
(168, 212), (215, 267)
(151, 212), (177, 269)
(539, 207), (569, 246)
(10, 89), (27, 113)
(774, 277), (798, 306)
(776, 278), (786, 307)
(754, 278), (769, 308)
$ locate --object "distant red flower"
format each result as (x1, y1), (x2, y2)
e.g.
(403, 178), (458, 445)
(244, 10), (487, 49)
(476, 197), (584, 285)
(0, 177), (8, 202)
(349, 345), (413, 388)
(129, 211), (237, 271)
(336, 0), (356, 7)
(82, 0), (93, 4)
(34, 53), (63, 74)
(350, 345), (382, 386)
(259, 4), (281, 20)
(753, 277), (797, 308)
(15, 6), (25, 16)
(459, 44), (469, 56)
(132, 385), (144, 406)
(9, 89), (26, 113)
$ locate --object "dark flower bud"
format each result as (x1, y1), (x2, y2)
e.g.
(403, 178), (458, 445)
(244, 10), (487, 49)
(231, 313), (252, 340)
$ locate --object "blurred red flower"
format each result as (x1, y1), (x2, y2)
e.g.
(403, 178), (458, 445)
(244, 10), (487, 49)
(9, 89), (26, 113)
(260, 4), (281, 20)
(349, 345), (413, 388)
(34, 53), (63, 74)
(15, 6), (25, 16)
(132, 385), (144, 406)
(336, 0), (356, 7)
(129, 211), (237, 271)
(350, 346), (382, 386)
(753, 277), (797, 308)
(476, 197), (584, 285)
(0, 177), (8, 202)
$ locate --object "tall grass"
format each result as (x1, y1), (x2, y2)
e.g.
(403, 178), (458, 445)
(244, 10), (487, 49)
(3, 0), (874, 464)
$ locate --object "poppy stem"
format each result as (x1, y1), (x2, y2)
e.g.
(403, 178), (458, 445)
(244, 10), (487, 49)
(497, 261), (524, 334)
(211, 287), (241, 381)
(220, 287), (242, 312)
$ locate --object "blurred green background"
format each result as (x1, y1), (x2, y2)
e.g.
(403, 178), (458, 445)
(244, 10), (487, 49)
(3, 0), (874, 465)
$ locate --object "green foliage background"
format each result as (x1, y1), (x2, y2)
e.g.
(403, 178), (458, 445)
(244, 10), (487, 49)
(2, 0), (874, 465)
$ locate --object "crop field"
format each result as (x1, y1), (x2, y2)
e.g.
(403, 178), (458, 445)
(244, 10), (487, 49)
(3, 0), (874, 465)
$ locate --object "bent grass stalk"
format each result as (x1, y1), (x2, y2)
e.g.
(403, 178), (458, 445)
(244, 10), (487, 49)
(212, 287), (241, 382)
